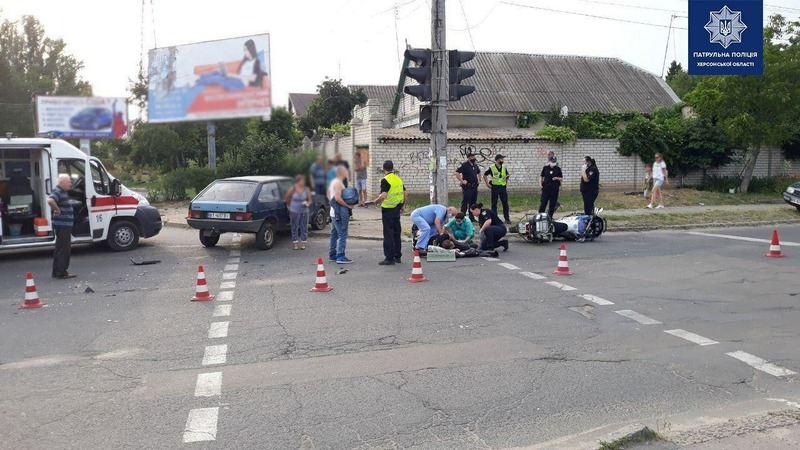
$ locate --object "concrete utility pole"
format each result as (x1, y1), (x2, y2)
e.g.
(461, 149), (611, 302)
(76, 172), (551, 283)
(207, 121), (216, 170)
(431, 0), (448, 205)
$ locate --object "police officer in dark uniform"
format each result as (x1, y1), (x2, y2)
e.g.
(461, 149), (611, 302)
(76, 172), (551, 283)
(469, 203), (509, 252)
(454, 152), (481, 221)
(539, 155), (563, 218)
(581, 156), (600, 215)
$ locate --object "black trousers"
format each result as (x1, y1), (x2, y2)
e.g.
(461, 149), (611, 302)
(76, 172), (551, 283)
(583, 190), (599, 216)
(539, 185), (560, 217)
(490, 185), (510, 221)
(460, 186), (478, 221)
(52, 226), (72, 277)
(481, 224), (507, 250)
(381, 206), (403, 260)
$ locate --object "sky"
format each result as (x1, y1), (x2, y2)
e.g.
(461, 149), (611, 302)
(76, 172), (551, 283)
(3, 0), (799, 116)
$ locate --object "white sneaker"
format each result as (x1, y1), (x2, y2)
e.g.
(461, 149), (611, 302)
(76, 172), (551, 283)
(656, 205), (665, 209)
(647, 204), (653, 209)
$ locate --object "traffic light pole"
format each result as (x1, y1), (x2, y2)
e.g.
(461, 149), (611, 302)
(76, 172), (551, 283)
(430, 0), (448, 205)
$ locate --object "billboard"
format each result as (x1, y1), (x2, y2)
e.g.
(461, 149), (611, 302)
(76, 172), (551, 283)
(36, 96), (129, 139)
(147, 34), (272, 123)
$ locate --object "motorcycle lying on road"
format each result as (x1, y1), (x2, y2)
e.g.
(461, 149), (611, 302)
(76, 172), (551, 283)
(511, 209), (607, 243)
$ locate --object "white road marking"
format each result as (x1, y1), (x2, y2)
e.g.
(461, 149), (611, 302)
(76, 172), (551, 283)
(726, 351), (797, 377)
(223, 264), (239, 272)
(767, 398), (800, 409)
(520, 272), (547, 280)
(482, 257), (499, 261)
(222, 272), (237, 280)
(227, 257), (240, 264)
(545, 281), (577, 291)
(217, 291), (234, 302)
(194, 372), (222, 397)
(213, 304), (232, 317)
(498, 263), (521, 270)
(183, 407), (219, 442)
(202, 345), (227, 366)
(615, 310), (662, 325)
(208, 322), (229, 339)
(220, 281), (236, 290)
(580, 294), (614, 306)
(664, 329), (718, 346)
(687, 231), (800, 247)
(229, 250), (241, 257)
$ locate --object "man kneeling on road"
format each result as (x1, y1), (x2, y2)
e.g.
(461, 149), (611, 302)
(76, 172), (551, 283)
(410, 204), (459, 256)
(470, 203), (509, 252)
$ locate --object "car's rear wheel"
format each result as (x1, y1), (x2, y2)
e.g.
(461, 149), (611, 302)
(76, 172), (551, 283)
(199, 230), (220, 248)
(311, 208), (328, 230)
(256, 221), (275, 250)
(107, 220), (140, 251)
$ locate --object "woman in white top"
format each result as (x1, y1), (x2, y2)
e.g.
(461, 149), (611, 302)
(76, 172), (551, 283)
(648, 153), (668, 209)
(237, 39), (265, 88)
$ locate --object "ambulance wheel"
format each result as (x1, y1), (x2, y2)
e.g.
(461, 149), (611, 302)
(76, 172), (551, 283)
(199, 230), (220, 248)
(256, 221), (275, 250)
(107, 220), (140, 251)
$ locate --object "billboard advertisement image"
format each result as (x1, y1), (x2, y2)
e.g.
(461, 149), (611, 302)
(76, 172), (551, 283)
(36, 96), (129, 139)
(147, 34), (272, 123)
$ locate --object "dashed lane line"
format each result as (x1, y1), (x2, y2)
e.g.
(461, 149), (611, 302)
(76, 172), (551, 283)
(222, 272), (237, 280)
(220, 281), (236, 290)
(545, 281), (577, 291)
(580, 294), (614, 306)
(498, 263), (521, 270)
(217, 291), (234, 302)
(202, 345), (228, 366)
(223, 264), (239, 272)
(726, 351), (797, 377)
(227, 258), (240, 264)
(482, 257), (499, 261)
(664, 329), (719, 346)
(615, 310), (662, 325)
(687, 231), (800, 247)
(229, 250), (241, 257)
(213, 304), (232, 317)
(183, 407), (219, 442)
(208, 322), (230, 339)
(194, 372), (222, 397)
(520, 271), (547, 280)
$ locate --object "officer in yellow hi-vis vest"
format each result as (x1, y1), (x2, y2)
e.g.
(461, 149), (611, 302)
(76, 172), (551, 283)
(373, 160), (408, 266)
(483, 154), (511, 224)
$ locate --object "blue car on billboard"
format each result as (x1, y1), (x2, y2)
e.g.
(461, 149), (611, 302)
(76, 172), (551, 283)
(69, 107), (113, 130)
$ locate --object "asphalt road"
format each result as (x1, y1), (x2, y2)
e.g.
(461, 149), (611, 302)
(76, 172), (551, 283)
(0, 224), (798, 449)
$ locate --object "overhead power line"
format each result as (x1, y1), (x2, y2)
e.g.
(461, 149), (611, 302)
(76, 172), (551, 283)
(500, 1), (688, 30)
(457, 0), (477, 51)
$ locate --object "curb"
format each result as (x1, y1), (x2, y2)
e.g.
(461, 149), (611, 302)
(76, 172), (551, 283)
(611, 218), (800, 233)
(163, 220), (408, 242)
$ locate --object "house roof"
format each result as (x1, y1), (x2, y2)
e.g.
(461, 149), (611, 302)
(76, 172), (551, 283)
(287, 93), (317, 117)
(401, 52), (679, 114)
(379, 128), (542, 141)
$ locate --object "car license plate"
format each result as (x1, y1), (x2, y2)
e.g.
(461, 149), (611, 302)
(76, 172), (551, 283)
(207, 212), (230, 219)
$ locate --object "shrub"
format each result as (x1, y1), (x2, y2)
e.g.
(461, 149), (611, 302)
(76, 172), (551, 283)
(184, 166), (217, 195)
(279, 149), (319, 178)
(748, 175), (797, 194)
(536, 125), (578, 145)
(157, 169), (191, 201)
(700, 175), (741, 192)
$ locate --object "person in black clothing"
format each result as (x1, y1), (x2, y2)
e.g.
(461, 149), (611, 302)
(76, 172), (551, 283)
(469, 203), (509, 252)
(483, 154), (511, 224)
(539, 155), (563, 218)
(454, 152), (481, 221)
(374, 160), (407, 265)
(581, 156), (600, 215)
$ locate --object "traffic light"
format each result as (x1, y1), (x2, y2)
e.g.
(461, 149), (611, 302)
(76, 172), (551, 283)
(448, 50), (476, 101)
(419, 105), (432, 133)
(403, 48), (432, 102)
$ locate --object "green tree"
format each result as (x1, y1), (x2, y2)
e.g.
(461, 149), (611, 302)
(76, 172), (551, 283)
(256, 107), (302, 147)
(0, 15), (92, 136)
(217, 131), (289, 178)
(298, 78), (367, 137)
(685, 15), (800, 192)
(665, 61), (697, 100)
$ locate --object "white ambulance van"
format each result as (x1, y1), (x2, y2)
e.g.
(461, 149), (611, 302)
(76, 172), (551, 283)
(0, 137), (162, 251)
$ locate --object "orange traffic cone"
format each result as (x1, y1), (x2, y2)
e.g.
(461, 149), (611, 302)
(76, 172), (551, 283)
(407, 250), (428, 283)
(191, 265), (215, 301)
(311, 258), (333, 292)
(553, 244), (573, 275)
(19, 272), (45, 309)
(765, 230), (785, 258)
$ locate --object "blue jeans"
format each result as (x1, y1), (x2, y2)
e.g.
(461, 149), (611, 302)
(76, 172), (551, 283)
(329, 203), (350, 259)
(411, 211), (435, 251)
